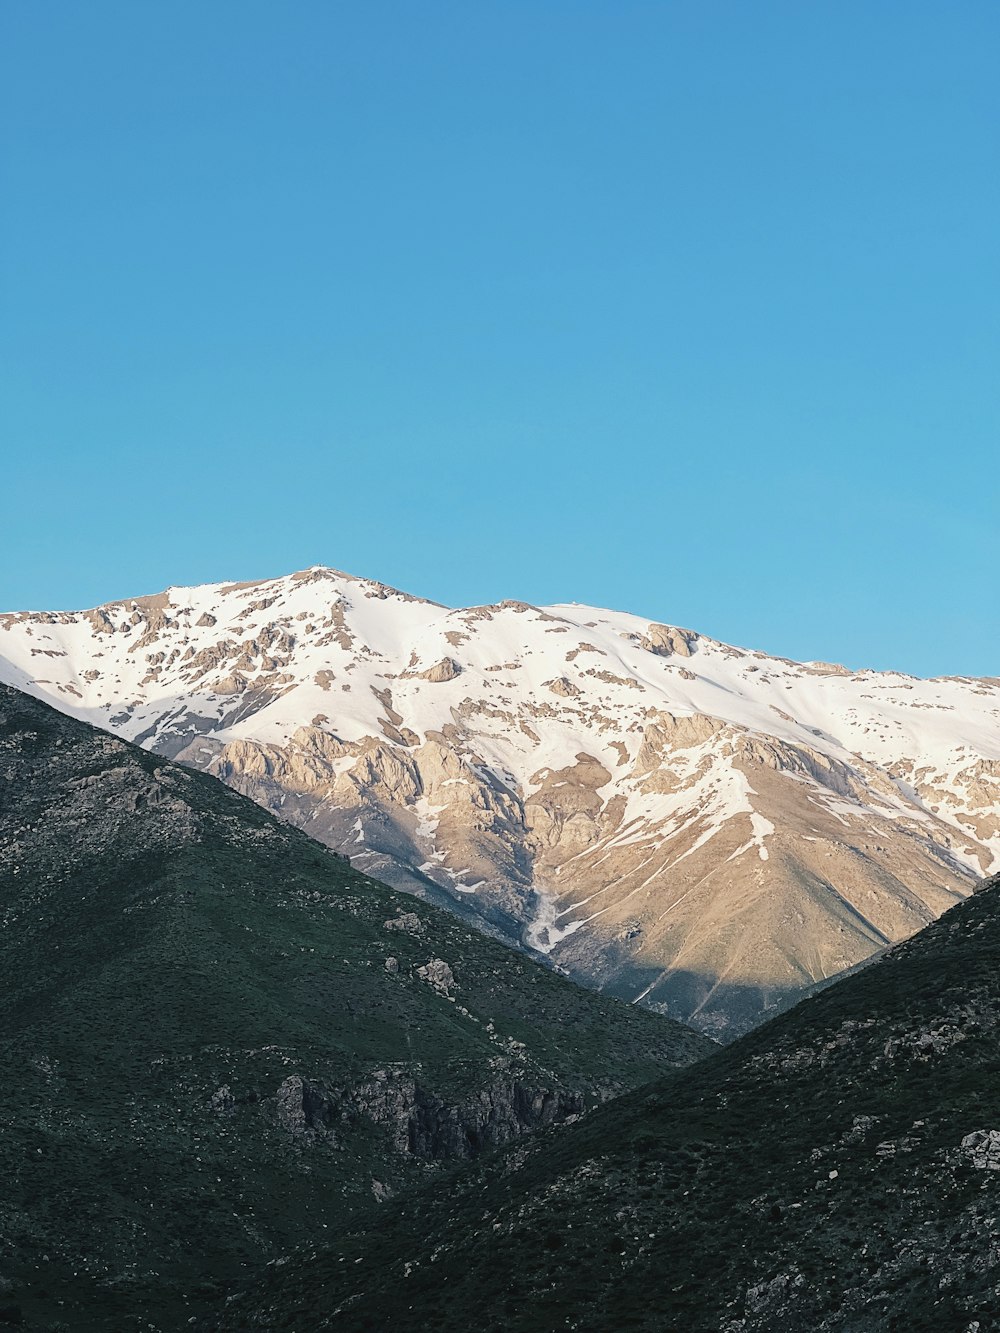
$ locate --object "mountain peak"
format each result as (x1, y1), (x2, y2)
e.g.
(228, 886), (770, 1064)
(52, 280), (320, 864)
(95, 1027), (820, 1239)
(1, 568), (998, 1036)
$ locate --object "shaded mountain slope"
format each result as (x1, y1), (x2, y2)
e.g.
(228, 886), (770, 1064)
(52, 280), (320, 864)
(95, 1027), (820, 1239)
(0, 684), (710, 1331)
(220, 870), (1000, 1333)
(2, 566), (998, 1035)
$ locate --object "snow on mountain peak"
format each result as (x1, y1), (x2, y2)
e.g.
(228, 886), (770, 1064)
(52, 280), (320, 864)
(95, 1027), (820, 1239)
(2, 567), (998, 1035)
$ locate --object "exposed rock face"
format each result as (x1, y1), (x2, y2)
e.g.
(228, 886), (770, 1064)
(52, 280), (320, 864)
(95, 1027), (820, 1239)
(275, 1075), (337, 1137)
(271, 1068), (587, 1161)
(415, 958), (455, 995)
(404, 1081), (586, 1159)
(640, 623), (699, 657)
(1, 565), (998, 1035)
(385, 911), (425, 935)
(418, 657), (462, 682)
(958, 1129), (1000, 1170)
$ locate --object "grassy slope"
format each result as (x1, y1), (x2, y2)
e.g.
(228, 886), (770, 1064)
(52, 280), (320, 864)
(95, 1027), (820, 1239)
(0, 685), (711, 1331)
(221, 871), (1000, 1333)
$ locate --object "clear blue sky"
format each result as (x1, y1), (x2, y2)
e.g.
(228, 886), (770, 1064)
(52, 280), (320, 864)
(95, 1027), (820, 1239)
(2, 2), (997, 677)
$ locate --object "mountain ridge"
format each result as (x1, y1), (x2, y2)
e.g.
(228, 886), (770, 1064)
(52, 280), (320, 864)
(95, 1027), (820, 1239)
(2, 565), (997, 1035)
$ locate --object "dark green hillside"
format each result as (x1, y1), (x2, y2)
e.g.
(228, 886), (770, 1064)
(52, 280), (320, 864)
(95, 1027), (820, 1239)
(0, 684), (710, 1331)
(221, 867), (1000, 1333)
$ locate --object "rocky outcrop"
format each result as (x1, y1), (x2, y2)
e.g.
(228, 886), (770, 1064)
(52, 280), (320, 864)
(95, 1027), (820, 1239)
(405, 1080), (585, 1159)
(385, 911), (424, 935)
(275, 1075), (337, 1137)
(639, 623), (699, 657)
(271, 1067), (589, 1162)
(415, 958), (455, 994)
(418, 657), (462, 683)
(958, 1129), (1000, 1171)
(546, 676), (582, 698)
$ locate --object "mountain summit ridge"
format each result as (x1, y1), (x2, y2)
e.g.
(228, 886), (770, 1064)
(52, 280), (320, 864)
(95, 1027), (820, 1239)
(2, 565), (998, 1035)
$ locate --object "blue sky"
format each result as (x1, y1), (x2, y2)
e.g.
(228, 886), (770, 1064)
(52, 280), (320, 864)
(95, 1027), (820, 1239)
(1, 2), (997, 676)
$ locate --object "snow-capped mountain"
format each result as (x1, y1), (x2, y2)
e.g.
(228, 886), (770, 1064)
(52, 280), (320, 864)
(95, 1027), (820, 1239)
(2, 566), (998, 1036)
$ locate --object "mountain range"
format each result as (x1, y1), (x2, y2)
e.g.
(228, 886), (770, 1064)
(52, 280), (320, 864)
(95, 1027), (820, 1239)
(2, 566), (998, 1036)
(0, 682), (707, 1331)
